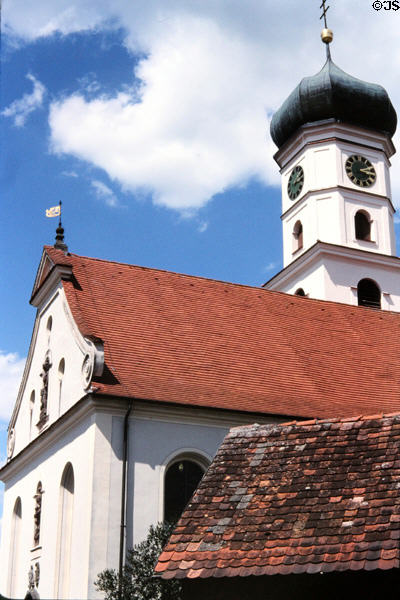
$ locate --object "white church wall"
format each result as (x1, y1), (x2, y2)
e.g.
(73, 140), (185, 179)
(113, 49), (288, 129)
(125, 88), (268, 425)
(0, 413), (95, 599)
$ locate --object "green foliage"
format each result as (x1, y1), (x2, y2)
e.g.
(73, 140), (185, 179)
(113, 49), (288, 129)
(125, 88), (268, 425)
(95, 522), (182, 600)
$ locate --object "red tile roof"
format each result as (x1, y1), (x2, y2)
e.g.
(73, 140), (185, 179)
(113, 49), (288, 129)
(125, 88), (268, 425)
(41, 246), (400, 418)
(155, 413), (400, 579)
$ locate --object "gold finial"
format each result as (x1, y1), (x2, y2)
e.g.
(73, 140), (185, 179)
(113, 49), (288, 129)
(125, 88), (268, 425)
(319, 0), (333, 45)
(321, 28), (333, 44)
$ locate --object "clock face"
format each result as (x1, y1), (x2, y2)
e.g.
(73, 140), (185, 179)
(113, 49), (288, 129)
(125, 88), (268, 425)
(287, 165), (304, 200)
(345, 155), (376, 188)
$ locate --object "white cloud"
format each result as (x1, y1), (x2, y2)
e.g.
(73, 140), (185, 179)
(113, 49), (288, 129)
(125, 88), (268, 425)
(49, 18), (277, 210)
(91, 180), (118, 207)
(2, 73), (46, 127)
(5, 1), (400, 207)
(61, 170), (79, 178)
(263, 262), (278, 273)
(0, 351), (25, 423)
(197, 221), (208, 233)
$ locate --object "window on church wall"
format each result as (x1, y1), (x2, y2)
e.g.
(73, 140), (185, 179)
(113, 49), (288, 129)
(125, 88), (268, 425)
(355, 210), (371, 241)
(29, 390), (35, 439)
(8, 497), (22, 597)
(292, 221), (303, 253)
(58, 358), (65, 416)
(357, 278), (381, 309)
(46, 316), (53, 345)
(33, 482), (43, 547)
(164, 459), (206, 523)
(55, 463), (74, 599)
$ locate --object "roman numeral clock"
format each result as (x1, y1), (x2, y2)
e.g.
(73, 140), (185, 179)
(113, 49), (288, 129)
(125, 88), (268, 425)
(345, 155), (376, 188)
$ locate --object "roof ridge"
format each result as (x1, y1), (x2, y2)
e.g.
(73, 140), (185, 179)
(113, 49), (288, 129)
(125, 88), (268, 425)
(229, 411), (400, 435)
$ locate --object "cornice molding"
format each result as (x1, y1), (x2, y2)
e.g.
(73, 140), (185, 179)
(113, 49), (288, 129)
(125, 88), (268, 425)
(274, 120), (395, 169)
(30, 264), (73, 308)
(280, 185), (395, 221)
(264, 241), (400, 289)
(0, 394), (286, 482)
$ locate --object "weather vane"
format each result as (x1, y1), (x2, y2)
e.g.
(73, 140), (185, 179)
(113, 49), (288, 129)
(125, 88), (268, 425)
(319, 0), (333, 49)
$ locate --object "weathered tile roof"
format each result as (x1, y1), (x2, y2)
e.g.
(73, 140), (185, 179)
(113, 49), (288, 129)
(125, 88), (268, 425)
(155, 414), (400, 579)
(39, 246), (400, 418)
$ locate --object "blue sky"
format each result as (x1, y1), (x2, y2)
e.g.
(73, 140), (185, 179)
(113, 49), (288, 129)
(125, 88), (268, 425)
(2, 0), (400, 531)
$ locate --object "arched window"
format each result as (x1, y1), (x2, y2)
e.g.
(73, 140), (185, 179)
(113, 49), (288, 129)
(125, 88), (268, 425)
(55, 463), (74, 599)
(33, 482), (43, 547)
(164, 458), (207, 523)
(58, 359), (65, 416)
(46, 316), (52, 333)
(357, 278), (381, 309)
(292, 221), (303, 253)
(295, 288), (306, 296)
(355, 210), (371, 241)
(29, 391), (35, 439)
(8, 497), (22, 597)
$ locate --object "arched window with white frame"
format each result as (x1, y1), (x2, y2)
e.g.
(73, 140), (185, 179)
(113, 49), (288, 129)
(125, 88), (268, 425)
(163, 453), (209, 523)
(8, 497), (22, 598)
(55, 463), (74, 599)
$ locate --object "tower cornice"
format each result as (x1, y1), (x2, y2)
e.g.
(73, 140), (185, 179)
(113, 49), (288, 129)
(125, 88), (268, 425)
(274, 120), (395, 169)
(280, 185), (395, 221)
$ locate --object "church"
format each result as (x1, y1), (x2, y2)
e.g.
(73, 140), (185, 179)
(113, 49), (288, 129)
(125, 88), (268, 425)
(1, 21), (400, 600)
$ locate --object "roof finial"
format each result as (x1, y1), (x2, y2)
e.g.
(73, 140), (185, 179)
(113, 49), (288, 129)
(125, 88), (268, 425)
(54, 201), (68, 252)
(320, 0), (333, 57)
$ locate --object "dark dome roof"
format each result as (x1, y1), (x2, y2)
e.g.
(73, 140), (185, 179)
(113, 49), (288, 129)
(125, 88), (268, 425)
(270, 57), (397, 148)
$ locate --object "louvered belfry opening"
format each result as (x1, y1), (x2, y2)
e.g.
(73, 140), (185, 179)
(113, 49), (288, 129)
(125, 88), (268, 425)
(357, 278), (381, 309)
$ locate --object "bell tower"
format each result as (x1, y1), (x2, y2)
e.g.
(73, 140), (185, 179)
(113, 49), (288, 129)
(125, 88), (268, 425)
(264, 21), (400, 311)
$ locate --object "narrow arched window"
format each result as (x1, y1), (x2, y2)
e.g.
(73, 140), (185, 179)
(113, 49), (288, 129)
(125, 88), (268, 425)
(58, 359), (65, 416)
(295, 288), (306, 296)
(46, 316), (52, 333)
(357, 278), (381, 309)
(8, 497), (22, 597)
(293, 221), (303, 253)
(355, 211), (371, 241)
(29, 391), (35, 439)
(33, 482), (43, 547)
(55, 463), (74, 599)
(164, 459), (206, 523)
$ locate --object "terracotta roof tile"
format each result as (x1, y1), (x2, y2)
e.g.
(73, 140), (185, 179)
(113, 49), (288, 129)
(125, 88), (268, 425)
(42, 246), (400, 418)
(155, 414), (400, 579)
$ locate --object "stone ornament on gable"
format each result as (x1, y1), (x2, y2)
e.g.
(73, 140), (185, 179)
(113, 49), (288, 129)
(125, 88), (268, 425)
(38, 350), (52, 427)
(33, 482), (43, 547)
(7, 427), (15, 460)
(28, 565), (34, 590)
(81, 352), (94, 389)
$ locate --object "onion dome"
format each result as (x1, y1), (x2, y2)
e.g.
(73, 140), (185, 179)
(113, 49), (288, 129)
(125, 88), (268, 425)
(270, 57), (397, 149)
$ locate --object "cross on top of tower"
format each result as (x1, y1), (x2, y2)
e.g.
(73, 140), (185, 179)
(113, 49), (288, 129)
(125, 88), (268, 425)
(320, 0), (330, 29)
(319, 0), (333, 50)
